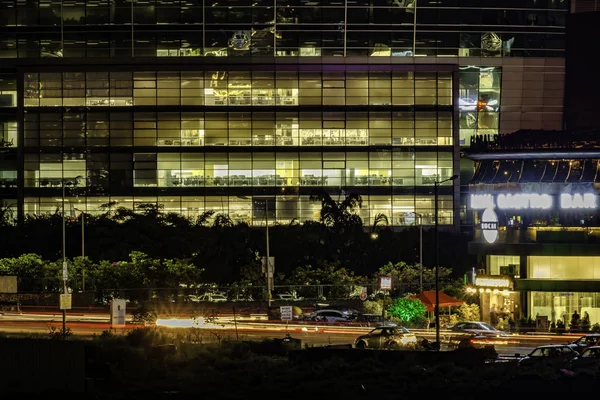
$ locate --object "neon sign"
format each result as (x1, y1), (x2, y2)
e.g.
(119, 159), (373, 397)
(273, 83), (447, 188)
(475, 276), (511, 288)
(497, 193), (552, 210)
(470, 193), (598, 210)
(560, 193), (597, 209)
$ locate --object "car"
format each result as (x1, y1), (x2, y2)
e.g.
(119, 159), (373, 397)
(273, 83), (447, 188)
(307, 309), (353, 323)
(273, 293), (303, 301)
(569, 346), (600, 371)
(449, 321), (509, 337)
(230, 293), (254, 302)
(447, 332), (518, 350)
(314, 307), (360, 319)
(354, 326), (417, 350)
(518, 345), (578, 368)
(566, 334), (600, 354)
(189, 293), (228, 303)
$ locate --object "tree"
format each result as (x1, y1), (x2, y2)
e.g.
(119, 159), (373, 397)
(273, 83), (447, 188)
(371, 213), (389, 234)
(309, 192), (363, 231)
(376, 261), (455, 297)
(387, 297), (427, 325)
(0, 254), (49, 291)
(286, 263), (359, 299)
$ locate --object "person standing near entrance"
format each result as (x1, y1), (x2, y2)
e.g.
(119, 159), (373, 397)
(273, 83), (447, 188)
(571, 310), (581, 332)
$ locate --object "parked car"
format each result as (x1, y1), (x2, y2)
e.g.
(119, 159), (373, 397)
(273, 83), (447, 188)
(230, 293), (254, 302)
(273, 293), (303, 301)
(566, 334), (600, 354)
(307, 309), (353, 323)
(314, 307), (360, 319)
(518, 345), (578, 368)
(569, 346), (600, 371)
(355, 326), (417, 350)
(449, 321), (509, 337)
(189, 293), (228, 303)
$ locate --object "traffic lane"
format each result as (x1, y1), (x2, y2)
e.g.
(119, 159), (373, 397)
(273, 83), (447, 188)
(0, 317), (578, 353)
(0, 321), (359, 346)
(0, 321), (546, 351)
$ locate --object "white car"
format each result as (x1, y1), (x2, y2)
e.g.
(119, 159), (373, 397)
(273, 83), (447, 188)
(273, 293), (303, 301)
(189, 293), (228, 303)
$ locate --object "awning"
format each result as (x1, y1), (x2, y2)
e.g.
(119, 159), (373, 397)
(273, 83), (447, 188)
(411, 290), (464, 312)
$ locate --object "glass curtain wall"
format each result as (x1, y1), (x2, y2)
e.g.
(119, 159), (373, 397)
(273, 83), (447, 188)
(459, 66), (501, 146)
(0, 1), (567, 59)
(531, 291), (600, 326)
(20, 65), (456, 227)
(23, 194), (454, 226)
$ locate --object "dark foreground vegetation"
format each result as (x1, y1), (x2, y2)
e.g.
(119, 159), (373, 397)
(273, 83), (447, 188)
(1, 329), (599, 398)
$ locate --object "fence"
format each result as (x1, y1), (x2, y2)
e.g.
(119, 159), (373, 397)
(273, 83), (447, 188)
(14, 278), (439, 306)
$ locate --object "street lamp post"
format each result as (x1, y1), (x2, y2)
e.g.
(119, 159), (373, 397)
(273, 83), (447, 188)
(61, 180), (67, 336)
(237, 196), (272, 307)
(61, 175), (82, 336)
(264, 198), (272, 308)
(434, 174), (458, 349)
(73, 207), (85, 291)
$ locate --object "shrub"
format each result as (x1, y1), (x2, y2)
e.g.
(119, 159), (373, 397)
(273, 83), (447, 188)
(591, 323), (600, 333)
(93, 329), (117, 340)
(132, 303), (157, 325)
(126, 328), (171, 348)
(518, 317), (536, 328)
(387, 297), (426, 326)
(456, 303), (480, 322)
(362, 300), (382, 314)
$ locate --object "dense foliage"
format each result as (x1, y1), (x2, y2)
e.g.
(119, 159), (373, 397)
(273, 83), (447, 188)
(387, 297), (428, 325)
(0, 253), (465, 304)
(0, 193), (472, 289)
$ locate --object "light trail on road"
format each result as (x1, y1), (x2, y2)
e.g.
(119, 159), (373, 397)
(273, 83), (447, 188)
(0, 312), (581, 356)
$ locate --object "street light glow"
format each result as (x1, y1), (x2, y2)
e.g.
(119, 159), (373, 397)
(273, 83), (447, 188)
(155, 317), (224, 329)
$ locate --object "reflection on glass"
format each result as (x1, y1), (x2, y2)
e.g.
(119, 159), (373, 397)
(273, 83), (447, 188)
(22, 194), (453, 227)
(459, 66), (501, 146)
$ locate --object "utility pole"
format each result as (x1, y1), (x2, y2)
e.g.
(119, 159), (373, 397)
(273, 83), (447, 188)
(434, 175), (458, 349)
(265, 199), (272, 307)
(61, 179), (68, 336)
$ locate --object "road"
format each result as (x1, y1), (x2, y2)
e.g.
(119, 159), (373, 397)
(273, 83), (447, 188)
(0, 312), (578, 355)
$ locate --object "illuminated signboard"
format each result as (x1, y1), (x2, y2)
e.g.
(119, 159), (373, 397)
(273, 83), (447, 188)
(470, 193), (598, 210)
(475, 276), (512, 289)
(560, 193), (597, 209)
(481, 208), (498, 244)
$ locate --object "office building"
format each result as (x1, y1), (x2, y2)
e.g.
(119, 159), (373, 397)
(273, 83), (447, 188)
(0, 1), (568, 228)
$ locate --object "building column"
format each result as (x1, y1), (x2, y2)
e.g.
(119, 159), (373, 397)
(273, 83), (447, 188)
(16, 68), (24, 225)
(519, 254), (528, 319)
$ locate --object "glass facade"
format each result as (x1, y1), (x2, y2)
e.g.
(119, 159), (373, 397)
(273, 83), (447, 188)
(531, 291), (600, 326)
(529, 256), (600, 280)
(489, 255), (520, 276)
(0, 0), (567, 59)
(23, 194), (454, 226)
(1, 64), (458, 226)
(458, 66), (501, 146)
(1, 1), (571, 227)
